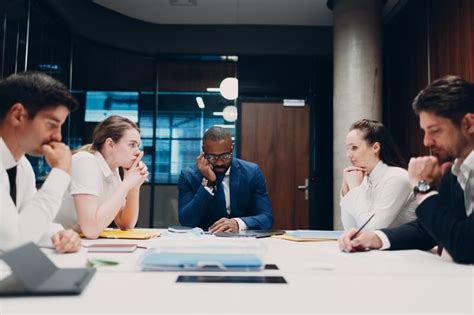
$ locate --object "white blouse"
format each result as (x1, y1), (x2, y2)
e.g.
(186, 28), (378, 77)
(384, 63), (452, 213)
(340, 161), (417, 231)
(54, 151), (122, 232)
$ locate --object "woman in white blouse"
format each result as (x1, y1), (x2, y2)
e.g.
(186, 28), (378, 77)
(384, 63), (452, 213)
(55, 116), (148, 239)
(340, 119), (417, 231)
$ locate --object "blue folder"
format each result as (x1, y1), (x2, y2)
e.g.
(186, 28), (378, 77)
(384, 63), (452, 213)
(140, 252), (263, 271)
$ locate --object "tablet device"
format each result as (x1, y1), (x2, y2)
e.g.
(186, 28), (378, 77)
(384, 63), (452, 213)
(0, 243), (95, 296)
(176, 275), (287, 284)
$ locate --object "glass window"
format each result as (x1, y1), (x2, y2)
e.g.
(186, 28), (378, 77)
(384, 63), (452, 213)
(149, 91), (237, 184)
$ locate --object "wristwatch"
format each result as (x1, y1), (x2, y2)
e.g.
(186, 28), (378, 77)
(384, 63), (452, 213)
(201, 177), (216, 191)
(413, 180), (434, 194)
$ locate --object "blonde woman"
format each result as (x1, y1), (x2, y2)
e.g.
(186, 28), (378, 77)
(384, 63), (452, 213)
(55, 115), (148, 239)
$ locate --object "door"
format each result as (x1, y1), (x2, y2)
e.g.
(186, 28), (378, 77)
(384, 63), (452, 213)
(240, 102), (309, 229)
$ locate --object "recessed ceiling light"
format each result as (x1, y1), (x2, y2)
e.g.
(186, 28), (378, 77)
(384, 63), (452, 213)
(169, 0), (197, 6)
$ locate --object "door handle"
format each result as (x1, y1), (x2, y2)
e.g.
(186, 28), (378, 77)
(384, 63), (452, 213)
(297, 178), (309, 200)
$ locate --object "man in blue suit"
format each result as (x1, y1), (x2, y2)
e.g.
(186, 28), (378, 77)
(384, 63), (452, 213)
(178, 126), (273, 233)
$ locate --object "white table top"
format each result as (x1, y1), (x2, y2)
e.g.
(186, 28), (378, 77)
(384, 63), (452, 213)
(0, 230), (473, 314)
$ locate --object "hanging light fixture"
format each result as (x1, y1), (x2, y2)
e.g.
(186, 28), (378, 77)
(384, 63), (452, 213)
(219, 77), (238, 100)
(222, 105), (238, 122)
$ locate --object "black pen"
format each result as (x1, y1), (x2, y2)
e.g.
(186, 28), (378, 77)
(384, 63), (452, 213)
(350, 213), (375, 240)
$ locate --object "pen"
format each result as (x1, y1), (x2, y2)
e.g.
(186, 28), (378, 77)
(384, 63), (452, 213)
(350, 213), (375, 240)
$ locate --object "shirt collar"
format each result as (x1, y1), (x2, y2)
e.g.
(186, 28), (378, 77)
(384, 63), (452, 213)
(452, 150), (474, 178)
(93, 151), (115, 178)
(0, 137), (18, 169)
(367, 160), (388, 185)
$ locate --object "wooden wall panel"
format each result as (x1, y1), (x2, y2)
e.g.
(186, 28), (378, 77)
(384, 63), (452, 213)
(384, 0), (474, 160)
(429, 0), (474, 81)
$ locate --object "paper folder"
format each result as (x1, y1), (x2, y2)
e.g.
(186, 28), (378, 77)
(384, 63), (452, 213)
(274, 230), (343, 242)
(82, 229), (160, 240)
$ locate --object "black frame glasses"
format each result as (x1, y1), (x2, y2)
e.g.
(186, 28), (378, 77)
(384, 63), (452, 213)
(204, 152), (233, 162)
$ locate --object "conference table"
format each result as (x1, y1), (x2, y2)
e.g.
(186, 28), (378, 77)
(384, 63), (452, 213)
(0, 229), (472, 314)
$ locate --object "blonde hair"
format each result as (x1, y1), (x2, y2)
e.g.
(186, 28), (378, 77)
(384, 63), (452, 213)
(79, 115), (139, 153)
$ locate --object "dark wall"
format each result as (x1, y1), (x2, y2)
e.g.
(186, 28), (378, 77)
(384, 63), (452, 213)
(1, 0), (334, 229)
(383, 0), (474, 160)
(43, 0), (333, 57)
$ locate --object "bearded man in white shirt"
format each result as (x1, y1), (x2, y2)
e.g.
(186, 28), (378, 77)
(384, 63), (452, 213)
(0, 71), (81, 253)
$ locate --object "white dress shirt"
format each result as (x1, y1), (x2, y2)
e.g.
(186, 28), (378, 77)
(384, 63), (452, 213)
(452, 150), (473, 216)
(204, 167), (248, 231)
(54, 151), (122, 232)
(340, 161), (418, 231)
(377, 150), (474, 250)
(0, 138), (70, 251)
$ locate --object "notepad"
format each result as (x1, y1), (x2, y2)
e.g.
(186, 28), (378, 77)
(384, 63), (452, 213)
(274, 230), (343, 242)
(86, 244), (137, 252)
(84, 229), (160, 240)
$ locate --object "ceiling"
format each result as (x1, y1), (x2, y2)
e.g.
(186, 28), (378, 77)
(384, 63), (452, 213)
(92, 0), (334, 26)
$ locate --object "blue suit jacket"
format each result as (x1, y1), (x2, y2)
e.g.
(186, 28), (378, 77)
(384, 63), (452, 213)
(381, 171), (474, 264)
(178, 158), (273, 230)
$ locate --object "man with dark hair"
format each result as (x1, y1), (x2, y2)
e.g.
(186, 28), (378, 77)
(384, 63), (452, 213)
(178, 126), (273, 232)
(339, 75), (474, 264)
(0, 71), (81, 253)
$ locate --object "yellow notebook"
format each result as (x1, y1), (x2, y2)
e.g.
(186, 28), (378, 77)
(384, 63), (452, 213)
(82, 229), (160, 240)
(273, 230), (342, 242)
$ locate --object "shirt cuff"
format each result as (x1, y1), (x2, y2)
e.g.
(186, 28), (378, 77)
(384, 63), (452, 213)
(374, 230), (391, 250)
(37, 223), (64, 248)
(415, 191), (438, 204)
(41, 168), (71, 196)
(203, 186), (215, 196)
(234, 218), (247, 231)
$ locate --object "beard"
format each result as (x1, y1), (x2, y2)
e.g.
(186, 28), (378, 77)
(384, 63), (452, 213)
(431, 148), (455, 164)
(432, 134), (469, 163)
(212, 163), (231, 175)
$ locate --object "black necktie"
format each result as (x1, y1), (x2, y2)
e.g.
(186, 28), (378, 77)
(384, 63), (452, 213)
(6, 165), (17, 205)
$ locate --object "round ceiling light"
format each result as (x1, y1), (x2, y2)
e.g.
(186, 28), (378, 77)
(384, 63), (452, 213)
(219, 77), (238, 100)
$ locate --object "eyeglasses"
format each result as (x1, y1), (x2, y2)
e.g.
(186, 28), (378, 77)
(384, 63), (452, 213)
(204, 152), (233, 162)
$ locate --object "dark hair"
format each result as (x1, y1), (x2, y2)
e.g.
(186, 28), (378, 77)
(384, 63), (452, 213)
(412, 75), (474, 125)
(0, 71), (79, 120)
(80, 115), (140, 152)
(203, 126), (232, 142)
(350, 119), (406, 168)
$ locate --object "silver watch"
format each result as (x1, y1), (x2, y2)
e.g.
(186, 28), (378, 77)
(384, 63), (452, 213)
(413, 180), (433, 194)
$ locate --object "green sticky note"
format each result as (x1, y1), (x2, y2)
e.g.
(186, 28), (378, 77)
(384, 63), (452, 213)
(87, 258), (119, 268)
